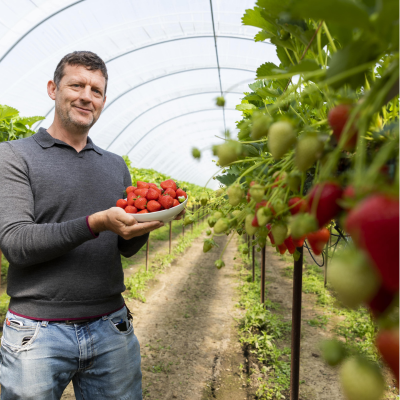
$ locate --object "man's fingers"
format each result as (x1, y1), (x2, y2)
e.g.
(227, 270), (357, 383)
(117, 213), (138, 226)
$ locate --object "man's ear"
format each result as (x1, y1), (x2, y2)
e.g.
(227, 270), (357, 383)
(47, 80), (57, 100)
(102, 95), (107, 110)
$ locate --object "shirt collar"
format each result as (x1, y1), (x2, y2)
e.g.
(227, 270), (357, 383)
(33, 127), (103, 155)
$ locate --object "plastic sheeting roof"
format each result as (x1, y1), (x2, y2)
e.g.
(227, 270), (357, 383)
(0, 0), (279, 188)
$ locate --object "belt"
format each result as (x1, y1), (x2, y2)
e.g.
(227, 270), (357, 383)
(63, 317), (100, 325)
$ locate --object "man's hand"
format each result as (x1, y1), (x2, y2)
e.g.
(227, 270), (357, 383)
(88, 207), (164, 240)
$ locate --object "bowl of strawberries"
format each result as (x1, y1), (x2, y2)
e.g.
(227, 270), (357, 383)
(115, 179), (188, 222)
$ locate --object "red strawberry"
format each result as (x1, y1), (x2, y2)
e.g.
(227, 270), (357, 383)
(277, 243), (287, 255)
(125, 206), (137, 214)
(146, 189), (160, 200)
(134, 189), (149, 198)
(288, 197), (307, 215)
(307, 228), (330, 255)
(126, 186), (137, 194)
(367, 284), (395, 317)
(127, 191), (136, 201)
(160, 180), (177, 191)
(345, 194), (399, 293)
(127, 196), (137, 206)
(328, 104), (358, 150)
(137, 181), (150, 189)
(176, 188), (187, 199)
(307, 182), (343, 227)
(116, 199), (128, 209)
(292, 236), (305, 248)
(272, 172), (287, 189)
(376, 328), (399, 386)
(147, 200), (162, 213)
(159, 195), (174, 209)
(252, 216), (259, 227)
(172, 199), (180, 207)
(134, 197), (147, 210)
(164, 188), (176, 198)
(149, 183), (159, 189)
(284, 237), (296, 254)
(137, 209), (149, 214)
(341, 185), (357, 210)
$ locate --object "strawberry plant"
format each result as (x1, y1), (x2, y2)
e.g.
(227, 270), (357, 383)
(193, 0), (399, 396)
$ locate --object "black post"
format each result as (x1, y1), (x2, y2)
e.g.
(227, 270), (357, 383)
(290, 246), (304, 400)
(260, 245), (266, 304)
(252, 234), (255, 282)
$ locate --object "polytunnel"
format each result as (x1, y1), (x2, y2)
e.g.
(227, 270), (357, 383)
(0, 0), (279, 187)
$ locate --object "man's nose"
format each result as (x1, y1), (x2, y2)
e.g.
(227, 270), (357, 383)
(80, 85), (92, 103)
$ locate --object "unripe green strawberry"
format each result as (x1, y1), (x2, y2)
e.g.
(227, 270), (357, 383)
(272, 199), (285, 214)
(184, 216), (194, 226)
(295, 132), (324, 172)
(200, 193), (209, 206)
(320, 339), (347, 367)
(214, 218), (229, 234)
(215, 188), (225, 197)
(287, 172), (302, 192)
(206, 229), (212, 236)
(216, 140), (242, 166)
(251, 114), (271, 140)
(268, 121), (297, 160)
(271, 223), (288, 245)
(232, 210), (242, 219)
(213, 211), (223, 220)
(328, 248), (380, 308)
(289, 214), (318, 239)
(227, 184), (243, 206)
(340, 357), (384, 400)
(192, 148), (201, 159)
(249, 184), (265, 203)
(242, 248), (249, 255)
(216, 96), (225, 107)
(203, 240), (213, 253)
(208, 217), (216, 227)
(257, 207), (272, 226)
(245, 214), (258, 235)
(215, 259), (225, 269)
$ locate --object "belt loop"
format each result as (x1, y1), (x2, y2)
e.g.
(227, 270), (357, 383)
(41, 320), (48, 327)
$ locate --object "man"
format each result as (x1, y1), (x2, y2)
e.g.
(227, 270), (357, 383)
(0, 51), (175, 399)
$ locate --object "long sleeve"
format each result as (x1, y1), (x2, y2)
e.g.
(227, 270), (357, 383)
(117, 162), (149, 257)
(0, 143), (95, 269)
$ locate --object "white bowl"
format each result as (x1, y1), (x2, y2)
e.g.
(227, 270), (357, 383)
(129, 197), (188, 223)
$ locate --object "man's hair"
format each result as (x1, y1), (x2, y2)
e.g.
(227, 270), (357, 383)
(54, 51), (108, 95)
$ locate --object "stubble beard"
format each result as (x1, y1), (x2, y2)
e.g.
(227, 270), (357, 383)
(56, 101), (98, 135)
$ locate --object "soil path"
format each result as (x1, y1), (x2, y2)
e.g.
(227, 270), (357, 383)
(61, 231), (242, 399)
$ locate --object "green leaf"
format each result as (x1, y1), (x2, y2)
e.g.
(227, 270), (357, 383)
(289, 0), (371, 30)
(0, 105), (19, 120)
(216, 173), (237, 186)
(287, 59), (320, 74)
(276, 46), (292, 68)
(256, 62), (289, 90)
(242, 7), (276, 33)
(242, 144), (260, 157)
(14, 116), (45, 128)
(327, 39), (380, 89)
(256, 0), (291, 17)
(243, 93), (263, 102)
(256, 87), (281, 98)
(236, 104), (257, 111)
(270, 36), (295, 51)
(254, 30), (274, 42)
(248, 81), (264, 91)
(293, 249), (301, 261)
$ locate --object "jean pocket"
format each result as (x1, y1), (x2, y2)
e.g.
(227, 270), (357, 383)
(107, 309), (133, 336)
(1, 313), (41, 352)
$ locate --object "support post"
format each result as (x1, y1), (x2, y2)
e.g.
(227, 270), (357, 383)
(252, 235), (255, 282)
(290, 246), (304, 400)
(260, 245), (266, 304)
(0, 249), (2, 288)
(145, 237), (150, 271)
(169, 221), (172, 254)
(182, 222), (185, 237)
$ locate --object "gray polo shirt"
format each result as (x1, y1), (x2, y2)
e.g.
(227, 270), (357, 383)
(0, 128), (148, 319)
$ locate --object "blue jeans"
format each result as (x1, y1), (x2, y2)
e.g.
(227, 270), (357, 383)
(0, 306), (142, 399)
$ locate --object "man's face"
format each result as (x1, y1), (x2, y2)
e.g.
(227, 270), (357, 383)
(51, 64), (107, 132)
